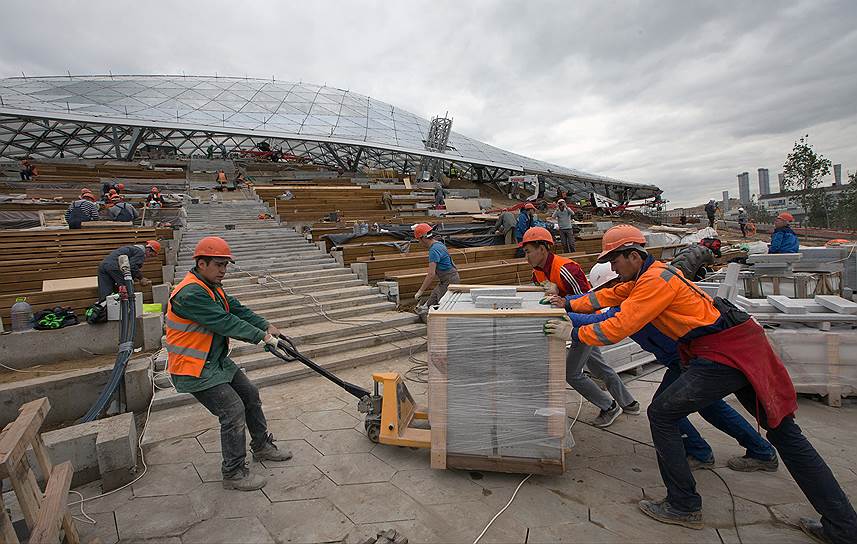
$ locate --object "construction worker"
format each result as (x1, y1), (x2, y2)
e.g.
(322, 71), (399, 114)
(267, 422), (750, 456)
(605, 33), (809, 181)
(557, 261), (778, 471)
(737, 207), (748, 238)
(769, 212), (799, 253)
(166, 236), (293, 491)
(413, 223), (460, 308)
(108, 195), (139, 222)
(514, 203), (536, 257)
(64, 190), (100, 229)
(20, 158), (34, 180)
(101, 181), (125, 200)
(704, 199), (717, 228)
(493, 208), (517, 245)
(551, 199), (576, 253)
(523, 227), (637, 427)
(146, 186), (165, 208)
(433, 181), (446, 208)
(215, 169), (228, 191)
(544, 225), (857, 541)
(97, 241), (160, 300)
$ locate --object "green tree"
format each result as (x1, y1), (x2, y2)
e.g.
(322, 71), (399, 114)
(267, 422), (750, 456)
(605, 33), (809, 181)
(830, 171), (857, 229)
(781, 134), (831, 226)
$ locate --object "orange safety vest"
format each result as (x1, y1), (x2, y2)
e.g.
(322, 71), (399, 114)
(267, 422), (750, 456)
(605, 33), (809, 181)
(532, 254), (584, 297)
(165, 272), (230, 377)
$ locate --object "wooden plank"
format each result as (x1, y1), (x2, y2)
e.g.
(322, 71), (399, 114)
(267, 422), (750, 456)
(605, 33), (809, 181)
(0, 491), (19, 544)
(443, 198), (482, 213)
(42, 276), (98, 292)
(445, 453), (564, 475)
(0, 398), (51, 476)
(28, 462), (79, 544)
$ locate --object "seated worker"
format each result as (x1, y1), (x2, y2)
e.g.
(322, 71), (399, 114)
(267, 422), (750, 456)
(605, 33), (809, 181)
(769, 212), (799, 253)
(108, 196), (139, 222)
(523, 226), (637, 427)
(64, 189), (100, 229)
(413, 223), (460, 309)
(96, 241), (160, 300)
(552, 261), (778, 471)
(544, 225), (857, 541)
(146, 186), (165, 208)
(215, 169), (228, 191)
(101, 181), (125, 200)
(166, 236), (292, 491)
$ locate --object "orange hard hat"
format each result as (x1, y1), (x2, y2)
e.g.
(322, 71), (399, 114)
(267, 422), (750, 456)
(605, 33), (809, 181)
(193, 236), (234, 261)
(145, 240), (161, 254)
(116, 183), (125, 190)
(523, 202), (536, 210)
(597, 224), (647, 262)
(776, 212), (794, 223)
(413, 223), (434, 239)
(520, 226), (554, 247)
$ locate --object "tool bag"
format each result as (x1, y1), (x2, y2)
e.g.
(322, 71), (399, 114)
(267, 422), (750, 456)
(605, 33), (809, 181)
(85, 301), (108, 324)
(34, 307), (80, 330)
(66, 201), (88, 229)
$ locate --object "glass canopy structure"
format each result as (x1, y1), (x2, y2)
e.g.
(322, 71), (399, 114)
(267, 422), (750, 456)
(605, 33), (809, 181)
(0, 75), (660, 202)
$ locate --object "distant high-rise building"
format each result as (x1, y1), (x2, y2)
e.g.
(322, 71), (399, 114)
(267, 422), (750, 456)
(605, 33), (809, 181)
(722, 191), (730, 212)
(778, 173), (785, 192)
(758, 168), (770, 196)
(834, 164), (842, 185)
(738, 172), (750, 205)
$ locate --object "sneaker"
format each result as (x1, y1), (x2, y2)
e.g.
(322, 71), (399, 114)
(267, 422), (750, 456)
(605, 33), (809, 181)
(222, 468), (267, 491)
(638, 499), (704, 530)
(252, 434), (293, 462)
(727, 454), (779, 473)
(592, 401), (622, 428)
(687, 455), (715, 471)
(622, 401), (641, 415)
(798, 518), (832, 544)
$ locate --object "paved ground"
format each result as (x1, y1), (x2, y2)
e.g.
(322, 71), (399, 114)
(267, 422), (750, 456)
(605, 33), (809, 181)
(50, 358), (857, 543)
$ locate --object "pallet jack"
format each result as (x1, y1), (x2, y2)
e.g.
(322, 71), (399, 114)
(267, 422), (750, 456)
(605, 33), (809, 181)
(267, 336), (431, 448)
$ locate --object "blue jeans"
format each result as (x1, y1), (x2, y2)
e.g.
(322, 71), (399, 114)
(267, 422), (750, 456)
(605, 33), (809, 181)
(191, 370), (269, 478)
(656, 364), (775, 462)
(648, 358), (857, 544)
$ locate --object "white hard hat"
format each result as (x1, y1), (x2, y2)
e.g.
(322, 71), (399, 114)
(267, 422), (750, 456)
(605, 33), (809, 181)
(738, 207), (744, 211)
(588, 262), (619, 291)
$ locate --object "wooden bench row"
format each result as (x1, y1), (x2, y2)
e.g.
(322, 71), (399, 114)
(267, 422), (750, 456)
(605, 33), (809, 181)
(0, 283), (157, 322)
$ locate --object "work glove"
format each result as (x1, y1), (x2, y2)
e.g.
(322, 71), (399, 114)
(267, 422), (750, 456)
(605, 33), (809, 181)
(260, 334), (279, 351)
(540, 280), (559, 296)
(415, 290), (424, 300)
(543, 317), (573, 340)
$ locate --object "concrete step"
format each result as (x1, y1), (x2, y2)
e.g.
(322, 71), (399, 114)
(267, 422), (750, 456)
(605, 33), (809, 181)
(221, 268), (352, 287)
(175, 260), (338, 278)
(176, 245), (322, 259)
(151, 333), (426, 412)
(266, 301), (397, 328)
(251, 294), (390, 320)
(239, 286), (383, 311)
(227, 310), (420, 357)
(176, 251), (327, 267)
(221, 277), (365, 298)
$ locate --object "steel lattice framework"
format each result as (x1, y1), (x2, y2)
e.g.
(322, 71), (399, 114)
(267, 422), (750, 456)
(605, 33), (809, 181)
(0, 75), (661, 202)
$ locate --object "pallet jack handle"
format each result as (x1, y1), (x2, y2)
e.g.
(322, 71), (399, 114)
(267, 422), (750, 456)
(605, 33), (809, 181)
(266, 335), (371, 400)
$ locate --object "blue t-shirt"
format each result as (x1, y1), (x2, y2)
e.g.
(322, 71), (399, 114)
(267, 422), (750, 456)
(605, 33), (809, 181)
(428, 242), (454, 271)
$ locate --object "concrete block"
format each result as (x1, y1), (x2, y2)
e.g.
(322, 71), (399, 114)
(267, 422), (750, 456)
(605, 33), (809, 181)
(815, 295), (857, 315)
(748, 253), (801, 263)
(141, 312), (164, 350)
(767, 295), (807, 314)
(331, 250), (344, 266)
(152, 283), (171, 312)
(316, 241), (327, 253)
(350, 262), (368, 283)
(162, 263), (175, 284)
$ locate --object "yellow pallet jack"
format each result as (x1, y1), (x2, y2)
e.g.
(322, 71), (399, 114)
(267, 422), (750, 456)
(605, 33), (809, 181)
(268, 336), (431, 448)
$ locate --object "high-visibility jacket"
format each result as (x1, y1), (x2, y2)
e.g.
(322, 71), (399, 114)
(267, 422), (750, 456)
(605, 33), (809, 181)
(570, 257), (721, 346)
(533, 253), (589, 297)
(165, 272), (230, 377)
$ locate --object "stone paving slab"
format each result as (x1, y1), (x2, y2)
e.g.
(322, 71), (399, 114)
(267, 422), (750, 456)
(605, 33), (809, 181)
(297, 408), (359, 431)
(55, 355), (857, 544)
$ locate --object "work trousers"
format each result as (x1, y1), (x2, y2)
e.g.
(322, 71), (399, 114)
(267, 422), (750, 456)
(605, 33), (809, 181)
(655, 364), (774, 462)
(648, 358), (857, 543)
(707, 215), (715, 228)
(97, 264), (125, 300)
(559, 229), (576, 253)
(739, 223), (747, 237)
(425, 267), (460, 307)
(565, 343), (635, 412)
(191, 370), (270, 478)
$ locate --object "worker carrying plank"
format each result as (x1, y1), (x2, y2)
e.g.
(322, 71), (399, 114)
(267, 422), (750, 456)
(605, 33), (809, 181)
(96, 241), (161, 300)
(549, 261), (779, 472)
(544, 224), (857, 542)
(165, 236), (293, 491)
(522, 226), (638, 428)
(413, 223), (460, 311)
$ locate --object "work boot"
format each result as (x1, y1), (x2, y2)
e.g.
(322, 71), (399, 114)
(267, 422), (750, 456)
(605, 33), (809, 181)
(592, 401), (622, 428)
(621, 401), (641, 415)
(687, 455), (715, 471)
(222, 468), (267, 491)
(252, 433), (293, 462)
(798, 518), (833, 544)
(727, 454), (779, 473)
(638, 499), (704, 530)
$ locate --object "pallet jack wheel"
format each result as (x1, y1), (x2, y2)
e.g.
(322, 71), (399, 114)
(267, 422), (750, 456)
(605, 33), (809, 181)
(365, 420), (381, 443)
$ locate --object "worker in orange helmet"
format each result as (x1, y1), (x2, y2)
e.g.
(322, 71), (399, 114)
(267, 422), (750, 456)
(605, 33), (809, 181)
(544, 225), (857, 540)
(412, 223), (460, 310)
(165, 236), (293, 492)
(769, 212), (799, 253)
(96, 240), (161, 299)
(146, 185), (165, 208)
(523, 226), (638, 428)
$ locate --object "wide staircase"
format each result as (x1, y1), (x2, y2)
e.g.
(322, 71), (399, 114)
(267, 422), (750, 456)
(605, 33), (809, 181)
(152, 196), (425, 411)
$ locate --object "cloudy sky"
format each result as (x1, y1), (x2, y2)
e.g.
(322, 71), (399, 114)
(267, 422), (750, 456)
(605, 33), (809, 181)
(1, 0), (855, 207)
